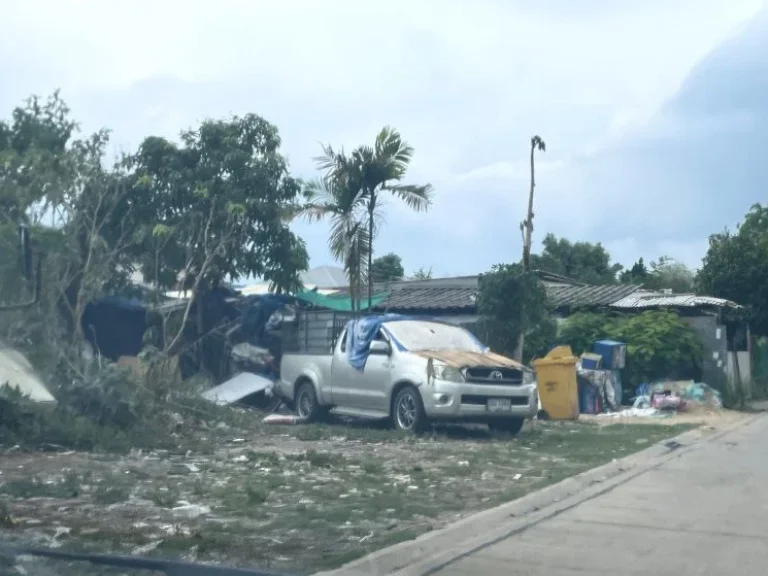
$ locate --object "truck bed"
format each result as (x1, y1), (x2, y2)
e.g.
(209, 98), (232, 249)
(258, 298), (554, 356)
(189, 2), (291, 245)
(279, 353), (334, 405)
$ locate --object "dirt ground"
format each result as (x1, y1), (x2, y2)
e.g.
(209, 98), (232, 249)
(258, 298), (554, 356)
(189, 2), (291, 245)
(0, 415), (698, 575)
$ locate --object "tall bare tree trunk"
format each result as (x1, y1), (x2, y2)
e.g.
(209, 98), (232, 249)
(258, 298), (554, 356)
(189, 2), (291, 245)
(517, 136), (545, 362)
(522, 141), (536, 269)
(367, 198), (375, 313)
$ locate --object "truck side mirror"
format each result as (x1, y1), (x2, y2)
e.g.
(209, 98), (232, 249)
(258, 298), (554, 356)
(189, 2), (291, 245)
(369, 340), (391, 355)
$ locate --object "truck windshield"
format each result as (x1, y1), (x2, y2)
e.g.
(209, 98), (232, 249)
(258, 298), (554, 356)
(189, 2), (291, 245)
(384, 320), (485, 352)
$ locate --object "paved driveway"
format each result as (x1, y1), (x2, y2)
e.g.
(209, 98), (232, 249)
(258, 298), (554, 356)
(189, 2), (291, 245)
(429, 415), (768, 576)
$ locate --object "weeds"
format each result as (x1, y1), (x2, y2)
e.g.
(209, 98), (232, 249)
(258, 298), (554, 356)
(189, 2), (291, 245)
(245, 483), (270, 504)
(247, 451), (281, 466)
(0, 501), (14, 528)
(0, 472), (80, 499)
(285, 449), (344, 468)
(93, 484), (130, 505)
(150, 487), (180, 508)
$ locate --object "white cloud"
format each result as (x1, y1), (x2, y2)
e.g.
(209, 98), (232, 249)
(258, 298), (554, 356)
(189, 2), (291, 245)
(1, 0), (764, 276)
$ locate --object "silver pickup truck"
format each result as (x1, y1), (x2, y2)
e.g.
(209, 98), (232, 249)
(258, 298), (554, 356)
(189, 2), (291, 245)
(277, 317), (538, 434)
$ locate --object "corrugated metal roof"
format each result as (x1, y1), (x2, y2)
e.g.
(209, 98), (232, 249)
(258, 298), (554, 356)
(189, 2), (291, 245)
(546, 283), (642, 308)
(374, 287), (477, 311)
(373, 282), (643, 312)
(611, 290), (741, 309)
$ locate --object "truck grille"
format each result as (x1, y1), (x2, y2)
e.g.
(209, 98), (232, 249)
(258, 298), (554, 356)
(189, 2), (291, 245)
(465, 367), (524, 385)
(461, 395), (529, 405)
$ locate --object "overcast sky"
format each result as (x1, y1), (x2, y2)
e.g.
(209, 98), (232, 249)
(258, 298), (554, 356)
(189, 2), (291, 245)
(2, 0), (766, 277)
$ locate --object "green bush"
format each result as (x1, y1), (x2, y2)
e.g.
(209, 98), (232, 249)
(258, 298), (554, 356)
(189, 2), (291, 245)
(477, 263), (554, 360)
(56, 363), (151, 429)
(559, 310), (703, 387)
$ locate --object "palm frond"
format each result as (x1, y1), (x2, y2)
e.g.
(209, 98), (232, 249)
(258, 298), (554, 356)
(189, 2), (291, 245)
(531, 135), (546, 152)
(374, 127), (414, 178)
(385, 183), (434, 211)
(313, 143), (354, 183)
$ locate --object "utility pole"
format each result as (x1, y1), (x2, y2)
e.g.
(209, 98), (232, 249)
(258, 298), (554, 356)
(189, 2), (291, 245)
(515, 135), (546, 361)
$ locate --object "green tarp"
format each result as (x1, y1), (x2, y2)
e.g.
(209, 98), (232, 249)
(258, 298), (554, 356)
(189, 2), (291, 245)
(294, 289), (389, 312)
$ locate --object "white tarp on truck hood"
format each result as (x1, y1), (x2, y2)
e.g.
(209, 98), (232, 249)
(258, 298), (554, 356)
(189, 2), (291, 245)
(0, 346), (56, 403)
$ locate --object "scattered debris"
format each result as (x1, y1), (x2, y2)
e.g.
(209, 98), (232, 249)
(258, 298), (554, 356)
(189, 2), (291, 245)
(132, 540), (163, 555)
(0, 345), (56, 403)
(263, 414), (306, 425)
(201, 372), (274, 406)
(171, 502), (211, 519)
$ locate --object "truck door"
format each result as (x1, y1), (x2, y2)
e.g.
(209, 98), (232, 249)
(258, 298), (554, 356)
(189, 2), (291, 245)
(330, 328), (393, 414)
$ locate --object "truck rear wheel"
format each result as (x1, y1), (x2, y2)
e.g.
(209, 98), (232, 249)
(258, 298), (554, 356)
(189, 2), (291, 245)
(295, 381), (321, 421)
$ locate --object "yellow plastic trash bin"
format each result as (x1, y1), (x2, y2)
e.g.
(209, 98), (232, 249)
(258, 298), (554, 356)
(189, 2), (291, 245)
(532, 345), (580, 420)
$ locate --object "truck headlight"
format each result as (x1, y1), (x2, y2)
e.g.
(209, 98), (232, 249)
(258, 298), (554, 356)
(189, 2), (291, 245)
(431, 363), (465, 383)
(522, 370), (536, 385)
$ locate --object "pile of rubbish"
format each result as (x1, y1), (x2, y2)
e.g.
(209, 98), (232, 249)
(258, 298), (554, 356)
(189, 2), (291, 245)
(598, 380), (723, 419)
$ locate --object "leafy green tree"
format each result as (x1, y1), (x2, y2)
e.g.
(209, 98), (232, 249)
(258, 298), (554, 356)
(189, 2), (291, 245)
(697, 203), (768, 335)
(647, 256), (694, 293)
(370, 253), (404, 283)
(477, 263), (553, 361)
(559, 310), (703, 386)
(0, 93), (135, 349)
(411, 266), (433, 280)
(127, 114), (309, 349)
(320, 127), (433, 309)
(0, 91), (78, 224)
(531, 234), (623, 284)
(619, 257), (649, 284)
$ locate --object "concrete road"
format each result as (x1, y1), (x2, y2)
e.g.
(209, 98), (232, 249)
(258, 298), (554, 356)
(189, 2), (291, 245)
(429, 415), (768, 576)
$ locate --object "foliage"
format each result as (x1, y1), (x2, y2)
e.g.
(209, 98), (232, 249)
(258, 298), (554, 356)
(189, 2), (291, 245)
(299, 162), (369, 312)
(0, 91), (78, 223)
(56, 363), (150, 428)
(128, 114), (309, 296)
(319, 127), (433, 308)
(556, 312), (612, 357)
(559, 310), (703, 387)
(370, 253), (404, 283)
(411, 266), (433, 280)
(696, 203), (768, 336)
(0, 385), (134, 452)
(647, 256), (694, 293)
(622, 256), (693, 292)
(522, 315), (558, 363)
(619, 257), (649, 284)
(530, 234), (623, 284)
(0, 93), (136, 357)
(477, 263), (553, 359)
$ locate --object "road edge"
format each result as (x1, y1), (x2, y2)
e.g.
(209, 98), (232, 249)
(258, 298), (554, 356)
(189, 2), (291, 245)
(317, 413), (761, 576)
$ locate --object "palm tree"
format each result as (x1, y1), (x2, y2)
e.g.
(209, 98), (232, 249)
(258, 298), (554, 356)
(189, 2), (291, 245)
(299, 145), (370, 312)
(349, 127), (434, 309)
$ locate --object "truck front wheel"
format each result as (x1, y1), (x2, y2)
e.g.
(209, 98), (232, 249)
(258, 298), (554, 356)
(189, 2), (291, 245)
(392, 386), (427, 433)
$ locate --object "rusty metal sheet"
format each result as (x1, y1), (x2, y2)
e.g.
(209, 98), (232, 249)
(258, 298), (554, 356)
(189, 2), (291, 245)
(412, 349), (526, 369)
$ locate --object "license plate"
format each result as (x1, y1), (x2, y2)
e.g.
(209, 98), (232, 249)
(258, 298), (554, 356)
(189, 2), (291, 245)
(487, 398), (512, 412)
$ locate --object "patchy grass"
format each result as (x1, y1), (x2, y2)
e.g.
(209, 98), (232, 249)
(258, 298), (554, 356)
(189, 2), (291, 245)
(0, 420), (693, 575)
